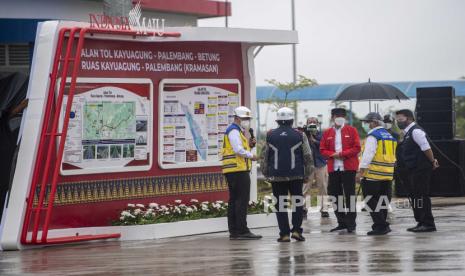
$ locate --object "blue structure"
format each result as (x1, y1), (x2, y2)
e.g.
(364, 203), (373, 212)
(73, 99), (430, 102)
(0, 19), (43, 44)
(257, 80), (465, 101)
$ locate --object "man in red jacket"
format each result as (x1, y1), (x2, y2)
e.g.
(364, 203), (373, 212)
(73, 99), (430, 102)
(320, 108), (361, 233)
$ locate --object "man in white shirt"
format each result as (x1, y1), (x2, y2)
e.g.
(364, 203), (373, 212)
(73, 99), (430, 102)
(395, 109), (439, 233)
(222, 106), (261, 240)
(320, 108), (361, 233)
(357, 112), (397, 235)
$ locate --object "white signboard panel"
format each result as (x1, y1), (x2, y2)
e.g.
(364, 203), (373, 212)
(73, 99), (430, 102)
(159, 79), (241, 169)
(59, 78), (153, 175)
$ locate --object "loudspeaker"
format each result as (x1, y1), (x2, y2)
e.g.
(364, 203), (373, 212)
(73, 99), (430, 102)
(429, 139), (465, 196)
(417, 86), (455, 99)
(416, 98), (454, 111)
(394, 139), (465, 197)
(416, 111), (455, 123)
(417, 123), (456, 140)
(416, 86), (455, 140)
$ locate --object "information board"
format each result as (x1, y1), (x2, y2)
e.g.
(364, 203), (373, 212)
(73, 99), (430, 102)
(159, 79), (240, 169)
(60, 78), (153, 175)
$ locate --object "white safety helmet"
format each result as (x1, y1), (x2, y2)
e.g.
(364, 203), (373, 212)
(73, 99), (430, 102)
(276, 107), (294, 121)
(234, 106), (252, 119)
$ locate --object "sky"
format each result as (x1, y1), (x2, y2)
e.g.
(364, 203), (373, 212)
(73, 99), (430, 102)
(199, 0), (465, 86)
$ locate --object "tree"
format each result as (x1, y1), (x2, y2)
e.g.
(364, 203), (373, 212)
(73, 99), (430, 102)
(263, 75), (318, 123)
(456, 97), (465, 139)
(265, 75), (318, 105)
(256, 75), (318, 159)
(454, 76), (465, 139)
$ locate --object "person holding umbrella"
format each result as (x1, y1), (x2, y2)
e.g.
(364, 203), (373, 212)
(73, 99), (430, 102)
(320, 108), (361, 233)
(357, 112), (397, 235)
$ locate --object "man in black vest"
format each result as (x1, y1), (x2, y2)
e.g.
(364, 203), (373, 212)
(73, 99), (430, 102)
(395, 109), (439, 232)
(261, 107), (313, 242)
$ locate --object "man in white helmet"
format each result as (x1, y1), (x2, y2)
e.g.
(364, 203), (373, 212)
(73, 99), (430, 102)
(260, 107), (314, 242)
(222, 106), (262, 240)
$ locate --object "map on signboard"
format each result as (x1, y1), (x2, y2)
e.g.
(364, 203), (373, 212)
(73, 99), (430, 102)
(180, 103), (208, 160)
(83, 102), (136, 140)
(61, 79), (152, 175)
(160, 80), (240, 168)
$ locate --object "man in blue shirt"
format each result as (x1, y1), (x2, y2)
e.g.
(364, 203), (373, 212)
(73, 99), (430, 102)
(303, 117), (330, 218)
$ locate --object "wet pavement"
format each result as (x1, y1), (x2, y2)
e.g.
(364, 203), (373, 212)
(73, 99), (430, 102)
(1, 204), (465, 275)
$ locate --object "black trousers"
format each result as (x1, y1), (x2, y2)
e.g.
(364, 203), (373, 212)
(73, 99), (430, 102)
(225, 171), (251, 235)
(403, 168), (435, 227)
(328, 170), (357, 229)
(0, 185), (7, 219)
(271, 179), (304, 236)
(361, 179), (391, 230)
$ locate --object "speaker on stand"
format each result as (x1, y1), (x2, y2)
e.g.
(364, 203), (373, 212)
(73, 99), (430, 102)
(429, 139), (465, 196)
(416, 86), (455, 140)
(412, 86), (465, 196)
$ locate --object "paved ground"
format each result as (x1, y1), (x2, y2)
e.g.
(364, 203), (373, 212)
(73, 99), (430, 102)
(1, 202), (465, 275)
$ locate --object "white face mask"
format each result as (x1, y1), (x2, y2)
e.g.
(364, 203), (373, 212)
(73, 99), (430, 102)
(362, 122), (371, 133)
(334, 117), (346, 126)
(240, 120), (250, 129)
(385, 123), (392, 129)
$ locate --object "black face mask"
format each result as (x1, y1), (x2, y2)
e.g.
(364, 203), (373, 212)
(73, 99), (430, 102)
(397, 121), (409, 130)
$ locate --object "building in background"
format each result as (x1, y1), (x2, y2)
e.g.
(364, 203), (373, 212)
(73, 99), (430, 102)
(0, 0), (230, 74)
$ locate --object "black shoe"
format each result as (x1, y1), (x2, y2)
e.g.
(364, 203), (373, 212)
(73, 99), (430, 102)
(407, 224), (422, 232)
(291, 231), (306, 242)
(411, 225), (436, 233)
(321, 211), (329, 218)
(347, 227), (356, 233)
(229, 234), (238, 240)
(367, 227), (391, 236)
(330, 225), (347, 232)
(277, 235), (291, 242)
(236, 232), (262, 240)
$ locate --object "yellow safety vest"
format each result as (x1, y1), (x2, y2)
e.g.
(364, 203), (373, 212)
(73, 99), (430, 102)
(363, 128), (397, 181)
(222, 124), (252, 174)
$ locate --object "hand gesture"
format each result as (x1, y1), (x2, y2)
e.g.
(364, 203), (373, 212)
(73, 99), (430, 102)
(355, 172), (362, 183)
(249, 138), (257, 148)
(331, 152), (341, 160)
(432, 159), (439, 170)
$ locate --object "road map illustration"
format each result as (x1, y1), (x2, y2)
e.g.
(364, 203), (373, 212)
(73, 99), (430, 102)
(180, 103), (207, 160)
(83, 102), (136, 140)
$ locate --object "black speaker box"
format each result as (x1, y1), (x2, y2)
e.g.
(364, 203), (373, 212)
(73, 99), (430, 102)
(416, 86), (455, 99)
(416, 111), (455, 123)
(416, 87), (456, 139)
(416, 98), (454, 112)
(429, 139), (465, 196)
(417, 123), (455, 140)
(395, 139), (465, 197)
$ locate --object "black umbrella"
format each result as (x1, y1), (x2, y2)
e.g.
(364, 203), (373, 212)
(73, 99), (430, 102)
(334, 79), (409, 102)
